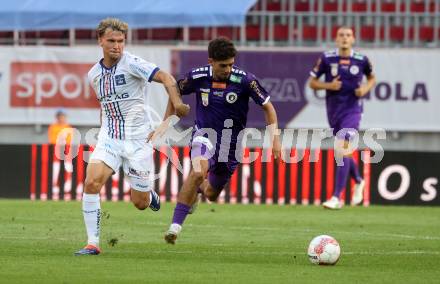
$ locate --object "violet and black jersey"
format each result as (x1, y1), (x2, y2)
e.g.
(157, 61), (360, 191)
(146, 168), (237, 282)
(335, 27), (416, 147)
(310, 49), (373, 124)
(178, 65), (270, 149)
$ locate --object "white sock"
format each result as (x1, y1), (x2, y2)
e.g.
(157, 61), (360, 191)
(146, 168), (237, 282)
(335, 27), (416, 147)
(82, 193), (101, 247)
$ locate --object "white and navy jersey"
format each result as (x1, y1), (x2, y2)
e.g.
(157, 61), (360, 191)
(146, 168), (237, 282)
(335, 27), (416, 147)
(88, 52), (159, 140)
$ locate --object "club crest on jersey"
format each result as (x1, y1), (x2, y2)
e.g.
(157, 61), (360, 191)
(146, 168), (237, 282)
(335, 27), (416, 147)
(226, 92), (238, 104)
(330, 63), (338, 77)
(201, 92), (209, 106)
(115, 74), (126, 86)
(350, 65), (360, 75)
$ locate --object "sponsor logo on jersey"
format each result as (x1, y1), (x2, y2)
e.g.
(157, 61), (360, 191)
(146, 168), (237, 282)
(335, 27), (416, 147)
(226, 92), (238, 103)
(353, 54), (364, 60)
(201, 92), (209, 106)
(212, 82), (227, 89)
(115, 74), (126, 86)
(350, 65), (360, 75)
(131, 64), (150, 78)
(213, 91), (223, 97)
(230, 74), (242, 83)
(250, 80), (266, 100)
(99, 92), (129, 102)
(330, 63), (339, 77)
(339, 59), (350, 65)
(128, 167), (150, 179)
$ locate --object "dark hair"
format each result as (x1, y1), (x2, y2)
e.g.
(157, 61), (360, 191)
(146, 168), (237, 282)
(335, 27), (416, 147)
(336, 26), (355, 36)
(208, 37), (237, 61)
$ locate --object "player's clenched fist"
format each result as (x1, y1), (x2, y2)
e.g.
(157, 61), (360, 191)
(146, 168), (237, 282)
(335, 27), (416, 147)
(328, 76), (342, 91)
(174, 103), (190, 117)
(355, 85), (368, 97)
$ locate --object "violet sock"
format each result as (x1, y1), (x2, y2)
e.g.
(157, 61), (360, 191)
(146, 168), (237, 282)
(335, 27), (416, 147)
(349, 157), (362, 183)
(334, 157), (350, 198)
(171, 202), (191, 225)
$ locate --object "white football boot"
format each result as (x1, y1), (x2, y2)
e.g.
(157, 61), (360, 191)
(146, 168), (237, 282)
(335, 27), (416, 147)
(164, 223), (182, 245)
(351, 180), (365, 206)
(323, 196), (342, 210)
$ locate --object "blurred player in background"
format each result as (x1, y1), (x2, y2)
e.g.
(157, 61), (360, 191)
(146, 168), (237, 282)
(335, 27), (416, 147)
(164, 37), (281, 244)
(309, 26), (376, 210)
(48, 109), (74, 201)
(48, 109), (72, 144)
(75, 18), (189, 255)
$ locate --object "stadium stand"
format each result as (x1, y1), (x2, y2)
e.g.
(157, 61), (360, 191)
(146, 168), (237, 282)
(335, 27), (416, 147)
(0, 0), (438, 47)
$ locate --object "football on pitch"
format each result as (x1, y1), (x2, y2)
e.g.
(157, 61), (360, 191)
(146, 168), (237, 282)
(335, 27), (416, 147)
(307, 235), (341, 265)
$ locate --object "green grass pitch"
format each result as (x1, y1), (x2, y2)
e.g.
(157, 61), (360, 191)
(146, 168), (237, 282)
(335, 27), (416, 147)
(0, 200), (439, 283)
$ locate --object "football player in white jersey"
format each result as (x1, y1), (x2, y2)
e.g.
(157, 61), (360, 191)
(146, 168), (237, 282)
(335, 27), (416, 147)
(75, 18), (189, 255)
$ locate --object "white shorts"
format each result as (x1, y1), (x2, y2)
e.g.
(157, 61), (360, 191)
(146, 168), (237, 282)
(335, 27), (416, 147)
(90, 136), (155, 192)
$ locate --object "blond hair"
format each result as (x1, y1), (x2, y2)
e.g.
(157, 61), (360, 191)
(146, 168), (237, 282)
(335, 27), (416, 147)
(97, 18), (128, 38)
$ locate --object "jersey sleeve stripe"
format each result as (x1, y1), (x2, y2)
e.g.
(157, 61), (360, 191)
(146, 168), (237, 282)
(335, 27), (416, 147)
(262, 96), (271, 105)
(148, 67), (160, 82)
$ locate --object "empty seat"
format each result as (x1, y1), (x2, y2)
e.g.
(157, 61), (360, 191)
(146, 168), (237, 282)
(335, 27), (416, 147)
(302, 25), (318, 41)
(152, 28), (181, 41)
(274, 24), (289, 41)
(294, 0), (310, 11)
(389, 26), (404, 41)
(217, 27), (240, 40)
(410, 0), (426, 12)
(360, 25), (375, 41)
(137, 28), (182, 41)
(0, 31), (13, 39)
(39, 30), (68, 39)
(75, 29), (94, 40)
(189, 27), (206, 41)
(352, 0), (368, 12)
(419, 26), (434, 41)
(246, 25), (261, 41)
(323, 0), (338, 12)
(381, 0), (397, 12)
(389, 26), (414, 42)
(267, 0), (282, 11)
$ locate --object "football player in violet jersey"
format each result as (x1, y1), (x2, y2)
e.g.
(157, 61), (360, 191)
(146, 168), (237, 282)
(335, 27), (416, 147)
(164, 37), (281, 244)
(309, 27), (376, 209)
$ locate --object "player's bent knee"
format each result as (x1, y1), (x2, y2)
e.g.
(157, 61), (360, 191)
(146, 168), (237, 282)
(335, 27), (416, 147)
(205, 189), (220, 202)
(206, 194), (218, 202)
(84, 178), (103, 194)
(189, 171), (206, 184)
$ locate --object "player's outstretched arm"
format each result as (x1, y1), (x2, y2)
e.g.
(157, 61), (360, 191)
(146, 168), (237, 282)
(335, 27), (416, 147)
(262, 102), (281, 161)
(147, 100), (176, 143)
(309, 75), (342, 91)
(152, 70), (190, 117)
(355, 74), (376, 97)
